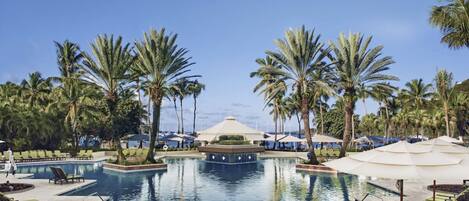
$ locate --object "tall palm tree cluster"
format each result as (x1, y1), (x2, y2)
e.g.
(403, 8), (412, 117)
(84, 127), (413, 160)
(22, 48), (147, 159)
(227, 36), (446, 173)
(0, 28), (205, 164)
(359, 72), (469, 141)
(251, 26), (469, 164)
(251, 26), (397, 163)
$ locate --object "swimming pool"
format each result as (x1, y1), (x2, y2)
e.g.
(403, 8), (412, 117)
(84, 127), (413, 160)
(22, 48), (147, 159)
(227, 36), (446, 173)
(16, 158), (397, 201)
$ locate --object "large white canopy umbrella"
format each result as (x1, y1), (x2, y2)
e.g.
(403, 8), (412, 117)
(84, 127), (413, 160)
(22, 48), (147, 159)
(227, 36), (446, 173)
(435, 135), (463, 144)
(311, 134), (343, 143)
(195, 116), (265, 142)
(416, 138), (469, 156)
(263, 134), (286, 142)
(324, 141), (469, 201)
(278, 135), (305, 143)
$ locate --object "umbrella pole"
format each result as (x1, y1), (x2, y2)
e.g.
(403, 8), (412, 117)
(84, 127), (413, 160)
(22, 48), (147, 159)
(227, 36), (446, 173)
(399, 179), (404, 201)
(433, 180), (436, 201)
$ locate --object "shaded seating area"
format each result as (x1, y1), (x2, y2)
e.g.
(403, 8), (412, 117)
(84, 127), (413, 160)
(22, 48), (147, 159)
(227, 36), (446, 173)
(48, 167), (85, 184)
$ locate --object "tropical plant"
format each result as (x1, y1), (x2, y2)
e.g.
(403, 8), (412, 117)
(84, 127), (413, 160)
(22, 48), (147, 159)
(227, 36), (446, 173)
(430, 0), (469, 49)
(20, 72), (52, 108)
(134, 28), (196, 162)
(328, 32), (397, 157)
(81, 34), (134, 163)
(252, 26), (331, 164)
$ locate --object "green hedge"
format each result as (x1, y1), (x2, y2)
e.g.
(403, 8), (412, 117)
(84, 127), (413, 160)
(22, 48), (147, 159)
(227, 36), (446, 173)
(218, 135), (244, 141)
(218, 140), (250, 145)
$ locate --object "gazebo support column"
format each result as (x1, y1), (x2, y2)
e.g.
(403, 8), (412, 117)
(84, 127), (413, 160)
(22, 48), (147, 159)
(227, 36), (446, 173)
(398, 179), (404, 201)
(433, 180), (436, 201)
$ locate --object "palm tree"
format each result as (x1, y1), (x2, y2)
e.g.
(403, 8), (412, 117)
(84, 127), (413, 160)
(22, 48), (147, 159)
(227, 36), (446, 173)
(134, 28), (196, 162)
(430, 0), (469, 49)
(434, 69), (455, 136)
(20, 72), (52, 108)
(54, 40), (83, 78)
(452, 93), (469, 136)
(329, 33), (397, 157)
(57, 80), (97, 151)
(402, 79), (433, 135)
(252, 26), (331, 164)
(371, 83), (397, 142)
(168, 84), (181, 133)
(174, 78), (191, 134)
(81, 34), (134, 163)
(285, 95), (302, 137)
(187, 80), (205, 135)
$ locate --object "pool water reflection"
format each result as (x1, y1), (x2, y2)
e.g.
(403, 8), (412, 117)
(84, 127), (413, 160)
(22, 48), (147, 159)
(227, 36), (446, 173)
(17, 158), (397, 201)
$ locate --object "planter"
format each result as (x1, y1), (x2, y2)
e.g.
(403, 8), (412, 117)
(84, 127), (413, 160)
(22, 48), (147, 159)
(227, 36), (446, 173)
(103, 162), (167, 173)
(295, 163), (337, 173)
(1, 183), (35, 194)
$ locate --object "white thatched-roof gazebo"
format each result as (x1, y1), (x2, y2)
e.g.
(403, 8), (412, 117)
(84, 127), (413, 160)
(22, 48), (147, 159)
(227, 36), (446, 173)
(195, 116), (264, 143)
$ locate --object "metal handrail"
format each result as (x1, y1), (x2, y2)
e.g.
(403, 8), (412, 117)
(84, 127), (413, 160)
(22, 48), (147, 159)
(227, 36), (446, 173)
(88, 192), (105, 201)
(354, 193), (384, 201)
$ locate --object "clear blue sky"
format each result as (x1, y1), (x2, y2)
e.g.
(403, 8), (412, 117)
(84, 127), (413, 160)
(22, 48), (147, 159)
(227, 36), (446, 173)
(1, 0), (468, 132)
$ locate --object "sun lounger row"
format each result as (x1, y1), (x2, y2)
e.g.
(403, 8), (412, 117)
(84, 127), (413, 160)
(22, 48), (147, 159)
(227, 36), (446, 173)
(76, 150), (93, 160)
(122, 149), (149, 157)
(0, 150), (67, 162)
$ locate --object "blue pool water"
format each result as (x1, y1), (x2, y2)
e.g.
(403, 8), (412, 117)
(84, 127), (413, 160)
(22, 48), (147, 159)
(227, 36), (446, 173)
(17, 158), (397, 201)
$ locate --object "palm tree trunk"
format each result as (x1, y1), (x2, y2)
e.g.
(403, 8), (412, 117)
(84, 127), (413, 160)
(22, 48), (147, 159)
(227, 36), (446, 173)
(301, 93), (318, 164)
(384, 104), (389, 144)
(443, 102), (451, 136)
(362, 98), (367, 115)
(273, 118), (278, 149)
(340, 97), (353, 158)
(180, 98), (184, 134)
(173, 98), (180, 133)
(146, 96), (162, 163)
(296, 113), (301, 138)
(192, 95), (197, 135)
(320, 102), (324, 135)
(351, 115), (355, 147)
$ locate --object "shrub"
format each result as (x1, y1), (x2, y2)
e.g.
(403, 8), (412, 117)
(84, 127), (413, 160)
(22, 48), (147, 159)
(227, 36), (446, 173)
(218, 140), (250, 145)
(218, 135), (244, 141)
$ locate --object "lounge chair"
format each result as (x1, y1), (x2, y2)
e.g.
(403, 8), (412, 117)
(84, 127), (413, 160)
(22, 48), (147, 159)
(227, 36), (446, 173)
(48, 167), (84, 184)
(45, 150), (55, 160)
(13, 152), (22, 162)
(123, 149), (129, 157)
(128, 149), (136, 157)
(37, 150), (47, 160)
(77, 150), (87, 159)
(85, 150), (93, 159)
(21, 151), (31, 162)
(53, 150), (66, 160)
(136, 149), (143, 156)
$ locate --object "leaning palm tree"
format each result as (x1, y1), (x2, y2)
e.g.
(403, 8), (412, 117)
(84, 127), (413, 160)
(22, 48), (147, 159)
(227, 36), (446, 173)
(134, 28), (196, 162)
(329, 33), (398, 157)
(81, 34), (134, 163)
(167, 84), (181, 133)
(370, 83), (397, 143)
(20, 72), (52, 108)
(252, 26), (331, 164)
(187, 80), (205, 135)
(434, 69), (455, 136)
(174, 78), (191, 134)
(430, 0), (469, 49)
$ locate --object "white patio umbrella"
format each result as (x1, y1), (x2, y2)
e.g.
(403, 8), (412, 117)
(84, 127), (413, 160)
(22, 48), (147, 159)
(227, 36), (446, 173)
(311, 134), (343, 143)
(278, 135), (305, 143)
(263, 134), (287, 142)
(324, 141), (469, 201)
(0, 140), (5, 144)
(435, 135), (463, 144)
(416, 138), (469, 156)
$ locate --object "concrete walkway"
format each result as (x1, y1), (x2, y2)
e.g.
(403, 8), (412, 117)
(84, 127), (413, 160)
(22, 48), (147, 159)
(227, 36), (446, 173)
(1, 174), (108, 201)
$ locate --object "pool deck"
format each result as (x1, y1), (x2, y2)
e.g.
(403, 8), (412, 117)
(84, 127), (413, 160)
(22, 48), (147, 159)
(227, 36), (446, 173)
(1, 157), (109, 201)
(1, 174), (108, 201)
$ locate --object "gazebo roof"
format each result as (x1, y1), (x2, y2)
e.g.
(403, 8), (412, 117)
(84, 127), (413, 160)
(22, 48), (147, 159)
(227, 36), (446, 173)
(195, 116), (264, 141)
